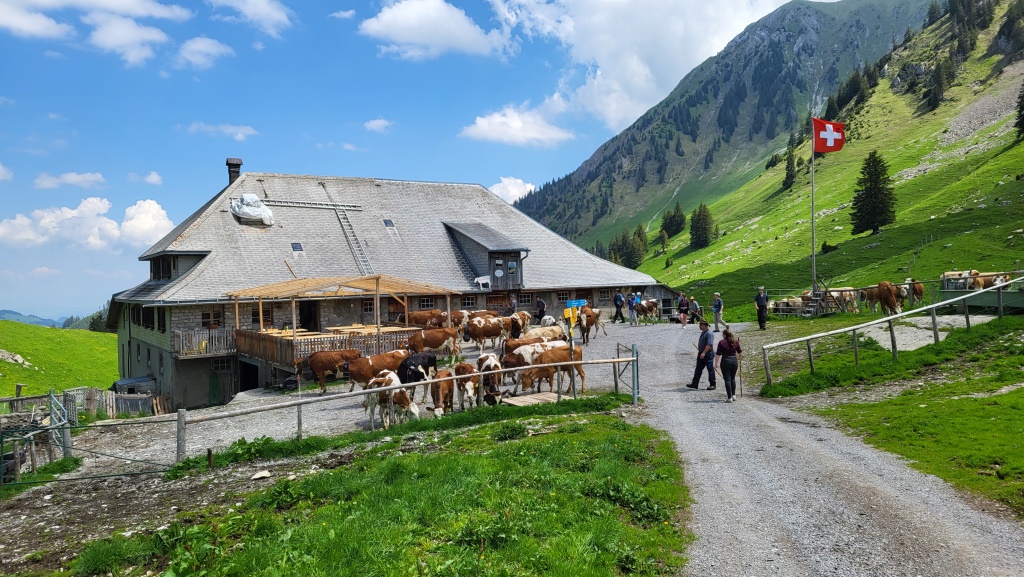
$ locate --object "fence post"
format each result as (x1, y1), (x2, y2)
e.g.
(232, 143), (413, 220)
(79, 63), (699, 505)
(612, 349), (620, 395)
(86, 388), (97, 418)
(631, 344), (639, 405)
(930, 308), (940, 344)
(852, 330), (859, 366)
(997, 286), (1004, 321)
(14, 383), (22, 412)
(61, 419), (72, 459)
(888, 320), (898, 361)
(806, 340), (815, 374)
(176, 409), (187, 463)
(762, 348), (773, 387)
(12, 440), (20, 482)
(29, 437), (37, 473)
(964, 302), (971, 332)
(296, 404), (303, 440)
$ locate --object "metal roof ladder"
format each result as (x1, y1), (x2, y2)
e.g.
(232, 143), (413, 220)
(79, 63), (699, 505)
(335, 208), (375, 276)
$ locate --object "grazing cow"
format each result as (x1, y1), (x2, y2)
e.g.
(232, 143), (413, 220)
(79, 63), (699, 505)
(407, 327), (460, 356)
(453, 362), (480, 410)
(464, 316), (513, 353)
(825, 287), (859, 313)
(877, 281), (902, 316)
(904, 278), (925, 307)
(540, 315), (558, 327)
(521, 345), (585, 393)
(510, 311), (532, 337)
(297, 349), (362, 394)
(772, 298), (806, 315)
(397, 352), (438, 402)
(858, 287), (881, 314)
(477, 353), (504, 404)
(429, 369), (455, 417)
(346, 349), (410, 392)
(398, 309), (443, 327)
(365, 370), (420, 431)
(578, 306), (607, 345)
(524, 325), (566, 340)
(969, 272), (1011, 290)
(502, 341), (570, 390)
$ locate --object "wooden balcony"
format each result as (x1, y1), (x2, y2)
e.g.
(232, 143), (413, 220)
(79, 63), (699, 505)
(173, 327), (237, 359)
(234, 327), (420, 371)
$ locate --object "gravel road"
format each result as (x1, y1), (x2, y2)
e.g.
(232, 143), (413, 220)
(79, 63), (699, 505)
(9, 317), (1024, 576)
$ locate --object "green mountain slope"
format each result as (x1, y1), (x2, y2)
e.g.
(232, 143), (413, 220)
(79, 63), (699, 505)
(641, 0), (1024, 319)
(0, 320), (118, 397)
(515, 0), (931, 249)
(0, 309), (65, 327)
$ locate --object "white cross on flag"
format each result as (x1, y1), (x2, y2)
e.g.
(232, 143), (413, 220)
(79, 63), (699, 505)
(812, 117), (846, 153)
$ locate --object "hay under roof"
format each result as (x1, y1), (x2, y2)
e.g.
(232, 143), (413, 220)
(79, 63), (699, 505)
(225, 274), (460, 300)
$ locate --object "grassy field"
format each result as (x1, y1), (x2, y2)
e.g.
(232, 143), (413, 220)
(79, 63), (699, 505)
(639, 3), (1024, 323)
(70, 396), (692, 577)
(0, 320), (118, 398)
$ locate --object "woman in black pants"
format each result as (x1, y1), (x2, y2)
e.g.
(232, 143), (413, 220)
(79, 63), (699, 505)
(714, 329), (743, 402)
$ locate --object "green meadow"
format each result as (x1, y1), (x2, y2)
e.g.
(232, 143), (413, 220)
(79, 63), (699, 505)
(0, 320), (118, 399)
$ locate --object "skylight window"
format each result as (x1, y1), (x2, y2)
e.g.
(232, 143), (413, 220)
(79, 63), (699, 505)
(383, 219), (395, 228)
(291, 243), (303, 252)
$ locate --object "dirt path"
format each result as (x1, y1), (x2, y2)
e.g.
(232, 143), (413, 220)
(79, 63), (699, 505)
(2, 319), (1023, 575)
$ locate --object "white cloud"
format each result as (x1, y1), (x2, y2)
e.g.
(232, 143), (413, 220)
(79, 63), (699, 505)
(497, 0), (791, 131)
(177, 36), (235, 69)
(0, 162), (12, 181)
(330, 9), (355, 19)
(128, 171), (163, 185)
(0, 3), (76, 39)
(252, 40), (264, 51)
(489, 176), (534, 203)
(0, 96), (14, 106)
(29, 266), (61, 277)
(187, 121), (259, 141)
(82, 12), (170, 66)
(460, 105), (573, 147)
(120, 199), (173, 247)
(0, 197), (174, 250)
(342, 142), (358, 151)
(209, 0), (293, 38)
(34, 171), (106, 189)
(359, 0), (510, 60)
(363, 118), (392, 133)
(43, 49), (65, 58)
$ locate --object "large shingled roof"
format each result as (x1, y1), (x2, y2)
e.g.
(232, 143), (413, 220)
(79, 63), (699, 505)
(115, 172), (659, 304)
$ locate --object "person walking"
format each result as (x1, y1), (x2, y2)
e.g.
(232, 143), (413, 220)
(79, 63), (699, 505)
(715, 329), (743, 402)
(613, 290), (626, 323)
(678, 292), (690, 327)
(627, 292), (637, 325)
(509, 294), (518, 314)
(754, 286), (769, 331)
(711, 292), (728, 332)
(534, 297), (546, 323)
(687, 319), (716, 390)
(689, 296), (702, 325)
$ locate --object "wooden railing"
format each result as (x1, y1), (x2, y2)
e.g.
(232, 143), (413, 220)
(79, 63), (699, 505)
(173, 328), (236, 358)
(234, 328), (420, 370)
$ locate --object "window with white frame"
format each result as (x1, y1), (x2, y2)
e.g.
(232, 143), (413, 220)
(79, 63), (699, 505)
(212, 358), (232, 372)
(252, 305), (272, 326)
(518, 293), (532, 305)
(599, 289), (611, 300)
(201, 308), (223, 328)
(461, 295), (476, 308)
(362, 300), (375, 314)
(419, 297), (435, 309)
(557, 291), (569, 303)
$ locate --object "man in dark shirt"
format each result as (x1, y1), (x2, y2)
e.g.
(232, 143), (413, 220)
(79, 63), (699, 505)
(534, 297), (547, 323)
(686, 320), (716, 390)
(613, 290), (626, 323)
(754, 286), (769, 330)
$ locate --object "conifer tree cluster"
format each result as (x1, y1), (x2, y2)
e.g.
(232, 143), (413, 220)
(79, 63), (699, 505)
(603, 225), (650, 269)
(689, 203), (716, 249)
(1016, 81), (1024, 139)
(850, 150), (896, 235)
(660, 200), (687, 237)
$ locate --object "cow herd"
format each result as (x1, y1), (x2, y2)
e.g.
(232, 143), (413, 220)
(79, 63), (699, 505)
(296, 304), (608, 430)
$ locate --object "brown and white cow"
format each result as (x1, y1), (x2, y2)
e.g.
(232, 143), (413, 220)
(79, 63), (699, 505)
(524, 325), (565, 340)
(634, 299), (660, 325)
(825, 288), (859, 313)
(399, 308), (443, 327)
(297, 349), (362, 394)
(578, 306), (607, 344)
(407, 327), (460, 356)
(468, 309), (500, 319)
(520, 345), (585, 393)
(430, 310), (470, 330)
(502, 341), (570, 390)
(969, 272), (1011, 290)
(904, 278), (925, 307)
(364, 370), (420, 431)
(429, 369), (455, 417)
(346, 349), (410, 392)
(510, 311), (532, 337)
(477, 353), (504, 404)
(453, 362), (480, 410)
(858, 287), (881, 314)
(877, 281), (902, 316)
(465, 316), (513, 353)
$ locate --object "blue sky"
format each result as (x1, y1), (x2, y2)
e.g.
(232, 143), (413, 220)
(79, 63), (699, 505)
(0, 0), (799, 319)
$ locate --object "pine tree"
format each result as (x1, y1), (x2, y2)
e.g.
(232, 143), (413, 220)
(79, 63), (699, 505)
(927, 1), (942, 25)
(850, 150), (896, 235)
(824, 96), (839, 121)
(1016, 81), (1024, 139)
(927, 64), (947, 110)
(782, 148), (796, 190)
(689, 203), (715, 249)
(658, 229), (669, 251)
(634, 223), (648, 254)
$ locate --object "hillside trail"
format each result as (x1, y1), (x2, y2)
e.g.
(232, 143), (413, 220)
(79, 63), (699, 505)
(637, 320), (1024, 577)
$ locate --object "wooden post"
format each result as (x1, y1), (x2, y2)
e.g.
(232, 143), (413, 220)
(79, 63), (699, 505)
(46, 431), (55, 464)
(762, 348), (773, 387)
(631, 344), (639, 405)
(29, 438), (37, 473)
(612, 350), (620, 394)
(207, 448), (214, 470)
(806, 340), (815, 374)
(13, 440), (20, 482)
(296, 404), (303, 440)
(86, 387), (97, 418)
(852, 329), (859, 366)
(964, 302), (971, 332)
(569, 342), (577, 400)
(258, 297), (264, 331)
(997, 286), (1004, 321)
(61, 420), (72, 459)
(176, 409), (187, 462)
(888, 320), (898, 361)
(13, 383), (22, 413)
(234, 297), (240, 330)
(930, 308), (940, 344)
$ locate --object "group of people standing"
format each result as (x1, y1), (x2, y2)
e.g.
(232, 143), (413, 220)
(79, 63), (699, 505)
(676, 291), (727, 332)
(611, 290), (650, 325)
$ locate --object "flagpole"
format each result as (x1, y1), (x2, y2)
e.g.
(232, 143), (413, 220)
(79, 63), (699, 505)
(810, 138), (816, 292)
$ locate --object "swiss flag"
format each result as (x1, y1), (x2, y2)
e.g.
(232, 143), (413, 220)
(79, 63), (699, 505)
(812, 117), (846, 153)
